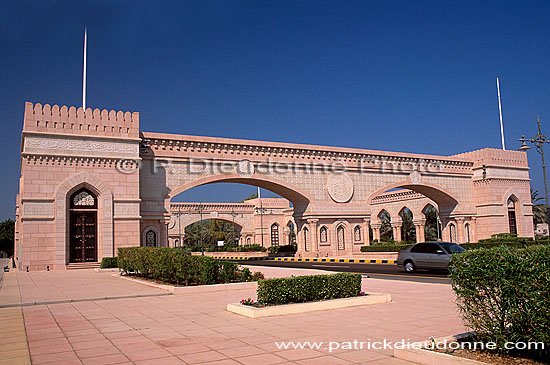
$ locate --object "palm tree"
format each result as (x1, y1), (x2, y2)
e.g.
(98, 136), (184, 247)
(531, 189), (547, 226)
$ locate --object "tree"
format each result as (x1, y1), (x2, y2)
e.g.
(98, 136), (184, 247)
(0, 219), (15, 257)
(379, 211), (393, 241)
(531, 189), (547, 226)
(241, 193), (258, 202)
(423, 205), (441, 241)
(183, 219), (241, 247)
(399, 208), (416, 243)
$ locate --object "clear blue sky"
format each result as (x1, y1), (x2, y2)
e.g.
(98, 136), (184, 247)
(1, 0), (549, 220)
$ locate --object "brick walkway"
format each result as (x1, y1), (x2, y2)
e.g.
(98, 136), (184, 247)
(1, 266), (468, 364)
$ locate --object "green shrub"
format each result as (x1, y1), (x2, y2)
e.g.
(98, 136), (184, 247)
(449, 245), (550, 357)
(188, 244), (267, 253)
(361, 244), (413, 252)
(257, 273), (362, 305)
(117, 247), (261, 286)
(100, 257), (118, 269)
(268, 244), (297, 254)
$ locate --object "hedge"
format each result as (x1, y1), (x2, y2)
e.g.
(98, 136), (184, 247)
(100, 257), (118, 269)
(268, 244), (297, 254)
(361, 239), (549, 252)
(188, 244), (267, 252)
(361, 244), (412, 252)
(257, 273), (362, 305)
(449, 245), (550, 357)
(117, 247), (258, 286)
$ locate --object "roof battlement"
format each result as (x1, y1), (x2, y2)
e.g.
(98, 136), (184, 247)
(23, 102), (139, 139)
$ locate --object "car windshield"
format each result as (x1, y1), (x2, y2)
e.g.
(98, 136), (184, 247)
(439, 242), (466, 254)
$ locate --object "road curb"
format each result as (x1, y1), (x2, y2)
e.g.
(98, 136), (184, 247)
(212, 256), (396, 264)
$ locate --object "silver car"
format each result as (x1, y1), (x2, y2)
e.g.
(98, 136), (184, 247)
(396, 241), (466, 272)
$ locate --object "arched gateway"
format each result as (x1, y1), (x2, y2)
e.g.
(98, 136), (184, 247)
(15, 102), (534, 270)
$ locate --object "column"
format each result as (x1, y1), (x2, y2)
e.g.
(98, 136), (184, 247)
(296, 221), (305, 257)
(371, 222), (381, 243)
(362, 218), (370, 246)
(457, 217), (465, 244)
(307, 219), (319, 256)
(413, 219), (426, 243)
(392, 223), (402, 242)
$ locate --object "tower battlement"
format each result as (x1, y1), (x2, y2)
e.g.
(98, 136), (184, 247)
(23, 102), (139, 139)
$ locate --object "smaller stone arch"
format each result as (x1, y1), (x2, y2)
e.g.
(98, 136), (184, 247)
(449, 222), (457, 243)
(270, 222), (280, 246)
(143, 226), (160, 247)
(319, 225), (328, 243)
(353, 225), (362, 242)
(54, 173), (113, 266)
(336, 224), (346, 250)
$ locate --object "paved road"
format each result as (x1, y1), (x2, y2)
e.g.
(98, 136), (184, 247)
(237, 259), (451, 284)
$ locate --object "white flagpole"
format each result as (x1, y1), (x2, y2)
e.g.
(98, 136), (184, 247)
(497, 77), (505, 150)
(82, 27), (87, 110)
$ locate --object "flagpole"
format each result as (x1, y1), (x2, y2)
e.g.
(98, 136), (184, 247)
(82, 27), (87, 110)
(497, 77), (505, 150)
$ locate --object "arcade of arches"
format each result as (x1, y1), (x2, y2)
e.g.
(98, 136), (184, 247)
(15, 102), (534, 270)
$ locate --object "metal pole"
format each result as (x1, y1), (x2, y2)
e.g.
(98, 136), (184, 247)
(497, 77), (506, 150)
(260, 199), (264, 247)
(232, 207), (236, 246)
(536, 117), (550, 241)
(199, 202), (204, 255)
(82, 27), (87, 110)
(178, 206), (181, 247)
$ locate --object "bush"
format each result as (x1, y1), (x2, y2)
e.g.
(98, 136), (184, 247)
(268, 244), (297, 254)
(449, 245), (550, 357)
(257, 273), (362, 305)
(100, 257), (118, 269)
(361, 244), (413, 252)
(117, 247), (261, 286)
(188, 244), (267, 253)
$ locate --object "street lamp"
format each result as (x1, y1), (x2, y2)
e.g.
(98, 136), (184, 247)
(188, 202), (205, 255)
(254, 200), (270, 247)
(518, 116), (550, 237)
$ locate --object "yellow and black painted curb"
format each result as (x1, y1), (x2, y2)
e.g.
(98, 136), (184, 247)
(211, 256), (396, 264)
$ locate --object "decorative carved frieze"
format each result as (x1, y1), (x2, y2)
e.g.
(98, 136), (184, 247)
(23, 201), (54, 217)
(114, 202), (140, 217)
(24, 135), (139, 158)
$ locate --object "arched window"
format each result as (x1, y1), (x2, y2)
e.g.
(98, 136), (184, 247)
(304, 227), (310, 252)
(271, 223), (279, 246)
(464, 223), (471, 243)
(337, 225), (345, 250)
(449, 223), (457, 243)
(354, 226), (361, 242)
(320, 226), (328, 243)
(246, 237), (251, 245)
(146, 230), (157, 247)
(508, 198), (517, 235)
(71, 189), (96, 208)
(174, 239), (179, 247)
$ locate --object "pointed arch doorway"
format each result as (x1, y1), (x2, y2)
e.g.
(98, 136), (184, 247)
(69, 188), (98, 263)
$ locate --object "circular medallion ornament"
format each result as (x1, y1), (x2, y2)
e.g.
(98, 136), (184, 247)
(327, 172), (354, 203)
(410, 170), (422, 184)
(236, 160), (255, 177)
(210, 211), (219, 218)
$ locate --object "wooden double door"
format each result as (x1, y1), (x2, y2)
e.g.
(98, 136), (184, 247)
(69, 211), (97, 263)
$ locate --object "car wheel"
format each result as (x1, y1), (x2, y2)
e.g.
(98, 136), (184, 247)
(404, 261), (416, 273)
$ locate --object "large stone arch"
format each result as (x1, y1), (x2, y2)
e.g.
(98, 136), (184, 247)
(366, 181), (460, 216)
(54, 173), (113, 268)
(167, 173), (312, 213)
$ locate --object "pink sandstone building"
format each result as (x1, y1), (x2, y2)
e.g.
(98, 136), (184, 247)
(15, 102), (534, 270)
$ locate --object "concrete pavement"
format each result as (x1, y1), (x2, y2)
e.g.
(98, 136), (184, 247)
(0, 265), (468, 364)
